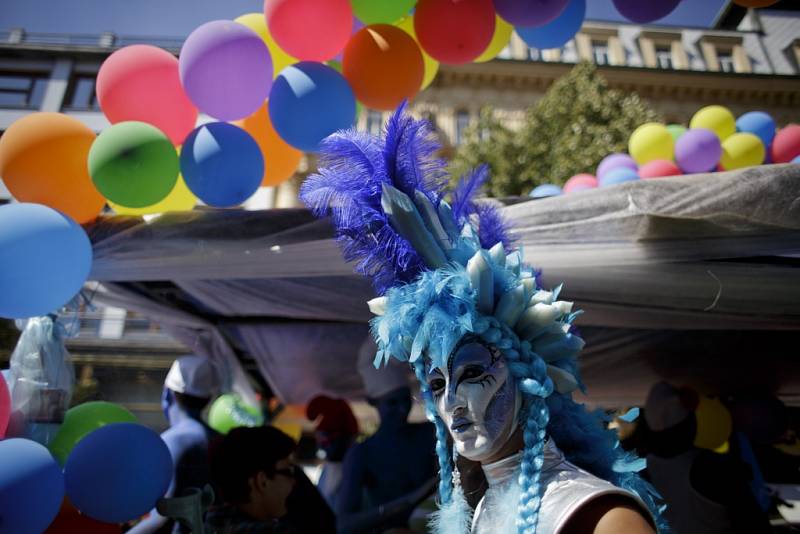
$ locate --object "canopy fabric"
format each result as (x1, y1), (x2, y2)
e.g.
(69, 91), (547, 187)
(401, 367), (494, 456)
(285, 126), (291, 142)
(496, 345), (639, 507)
(86, 165), (800, 405)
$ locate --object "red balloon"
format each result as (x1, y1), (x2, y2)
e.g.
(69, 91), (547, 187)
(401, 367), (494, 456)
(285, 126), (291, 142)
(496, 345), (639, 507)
(563, 173), (597, 193)
(414, 0), (495, 64)
(96, 45), (197, 146)
(771, 124), (800, 163)
(733, 0), (779, 6)
(343, 25), (424, 110)
(45, 498), (121, 534)
(265, 0), (353, 61)
(639, 159), (682, 179)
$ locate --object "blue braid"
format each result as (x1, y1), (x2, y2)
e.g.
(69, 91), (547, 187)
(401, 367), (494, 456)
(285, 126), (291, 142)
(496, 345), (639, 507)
(414, 359), (454, 504)
(516, 397), (550, 534)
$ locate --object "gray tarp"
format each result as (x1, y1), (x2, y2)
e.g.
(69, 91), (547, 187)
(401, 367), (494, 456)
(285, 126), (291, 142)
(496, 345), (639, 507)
(86, 164), (800, 405)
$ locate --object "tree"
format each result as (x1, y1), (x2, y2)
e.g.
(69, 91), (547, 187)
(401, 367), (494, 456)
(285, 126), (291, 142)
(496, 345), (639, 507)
(450, 62), (662, 197)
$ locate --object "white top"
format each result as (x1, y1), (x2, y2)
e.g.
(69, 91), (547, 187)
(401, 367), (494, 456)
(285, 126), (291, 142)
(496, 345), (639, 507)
(471, 440), (651, 534)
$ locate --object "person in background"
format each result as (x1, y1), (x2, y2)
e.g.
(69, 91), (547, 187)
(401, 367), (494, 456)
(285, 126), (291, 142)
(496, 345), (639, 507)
(206, 426), (299, 533)
(130, 354), (221, 534)
(335, 337), (438, 534)
(306, 395), (359, 510)
(643, 381), (772, 534)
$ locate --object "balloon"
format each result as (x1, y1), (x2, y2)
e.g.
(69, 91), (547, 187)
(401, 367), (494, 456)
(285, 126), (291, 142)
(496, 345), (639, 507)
(234, 12), (297, 77)
(395, 15), (440, 89)
(529, 184), (563, 198)
(268, 62), (357, 152)
(771, 124), (800, 163)
(351, 0), (416, 24)
(666, 124), (686, 142)
(563, 173), (598, 193)
(793, 155), (800, 164)
(0, 371), (8, 438)
(208, 394), (264, 434)
(96, 45), (197, 146)
(612, 0), (681, 23)
(474, 16), (514, 62)
(233, 104), (303, 187)
(48, 401), (138, 466)
(693, 395), (732, 451)
(414, 0), (496, 64)
(516, 0), (586, 50)
(736, 111), (776, 148)
(597, 153), (637, 179)
(45, 497), (121, 534)
(599, 167), (639, 187)
(88, 121), (179, 208)
(180, 122), (264, 207)
(639, 159), (681, 179)
(343, 25), (424, 110)
(0, 204), (91, 319)
(690, 105), (736, 141)
(720, 132), (765, 170)
(629, 123), (674, 165)
(65, 423), (172, 523)
(110, 173), (196, 215)
(0, 112), (104, 224)
(733, 0), (779, 6)
(675, 128), (722, 174)
(0, 439), (65, 534)
(494, 0), (569, 27)
(265, 0), (353, 61)
(179, 20), (272, 121)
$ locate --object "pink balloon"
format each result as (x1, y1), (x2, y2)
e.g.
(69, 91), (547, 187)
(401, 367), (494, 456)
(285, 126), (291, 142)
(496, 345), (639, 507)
(563, 173), (598, 193)
(265, 0), (353, 61)
(771, 124), (800, 163)
(639, 159), (682, 179)
(0, 373), (9, 438)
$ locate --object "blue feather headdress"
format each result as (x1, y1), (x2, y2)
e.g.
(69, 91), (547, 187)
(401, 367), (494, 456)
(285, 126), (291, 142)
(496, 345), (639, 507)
(301, 104), (666, 534)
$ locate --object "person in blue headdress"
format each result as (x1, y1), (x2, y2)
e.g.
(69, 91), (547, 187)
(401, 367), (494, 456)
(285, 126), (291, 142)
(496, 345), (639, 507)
(301, 103), (665, 533)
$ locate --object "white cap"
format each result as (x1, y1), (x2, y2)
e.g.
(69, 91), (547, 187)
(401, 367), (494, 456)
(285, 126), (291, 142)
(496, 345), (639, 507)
(164, 355), (219, 398)
(357, 336), (409, 400)
(644, 381), (691, 432)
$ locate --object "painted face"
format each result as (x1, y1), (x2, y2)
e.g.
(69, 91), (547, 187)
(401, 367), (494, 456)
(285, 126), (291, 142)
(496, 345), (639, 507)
(426, 338), (520, 462)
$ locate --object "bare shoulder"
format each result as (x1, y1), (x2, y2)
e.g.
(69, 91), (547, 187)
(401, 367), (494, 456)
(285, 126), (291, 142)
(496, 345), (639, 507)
(561, 494), (656, 534)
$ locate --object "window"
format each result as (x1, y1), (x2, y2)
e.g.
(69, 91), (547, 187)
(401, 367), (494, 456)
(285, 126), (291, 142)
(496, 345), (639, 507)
(0, 72), (48, 109)
(655, 46), (673, 69)
(63, 75), (101, 111)
(366, 110), (382, 135)
(698, 35), (750, 73)
(718, 52), (735, 73)
(576, 27), (623, 66)
(592, 41), (609, 65)
(455, 110), (471, 145)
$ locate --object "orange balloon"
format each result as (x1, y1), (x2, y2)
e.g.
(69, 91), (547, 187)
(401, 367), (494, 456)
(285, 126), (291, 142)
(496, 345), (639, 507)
(0, 113), (105, 224)
(732, 0), (778, 6)
(233, 103), (303, 187)
(343, 24), (424, 111)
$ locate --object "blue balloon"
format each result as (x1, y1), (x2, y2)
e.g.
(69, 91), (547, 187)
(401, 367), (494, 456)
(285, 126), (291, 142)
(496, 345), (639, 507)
(792, 155), (800, 164)
(64, 422), (173, 523)
(269, 61), (357, 152)
(181, 122), (264, 208)
(599, 167), (639, 186)
(736, 111), (776, 149)
(529, 184), (563, 198)
(0, 438), (64, 534)
(0, 203), (92, 319)
(516, 0), (586, 50)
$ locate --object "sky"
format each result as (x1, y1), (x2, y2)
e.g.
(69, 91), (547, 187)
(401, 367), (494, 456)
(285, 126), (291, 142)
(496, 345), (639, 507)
(0, 0), (732, 39)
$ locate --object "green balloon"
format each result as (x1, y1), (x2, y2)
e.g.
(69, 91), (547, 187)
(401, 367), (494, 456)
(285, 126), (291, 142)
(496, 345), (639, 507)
(666, 124), (687, 143)
(48, 401), (138, 465)
(208, 394), (264, 435)
(88, 121), (179, 208)
(351, 0), (416, 24)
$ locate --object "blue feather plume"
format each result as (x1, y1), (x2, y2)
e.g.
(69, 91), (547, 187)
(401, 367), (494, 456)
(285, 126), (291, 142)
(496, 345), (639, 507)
(450, 164), (515, 252)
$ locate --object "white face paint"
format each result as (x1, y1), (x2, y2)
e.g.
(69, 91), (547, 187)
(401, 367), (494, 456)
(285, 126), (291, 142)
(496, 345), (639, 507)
(426, 339), (520, 463)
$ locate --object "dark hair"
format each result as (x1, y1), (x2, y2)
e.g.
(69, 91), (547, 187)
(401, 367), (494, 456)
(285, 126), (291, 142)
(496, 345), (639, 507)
(173, 391), (211, 412)
(210, 426), (296, 504)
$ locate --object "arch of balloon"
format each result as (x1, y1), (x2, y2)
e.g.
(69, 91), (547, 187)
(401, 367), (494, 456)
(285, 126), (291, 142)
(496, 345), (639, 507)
(0, 1), (797, 530)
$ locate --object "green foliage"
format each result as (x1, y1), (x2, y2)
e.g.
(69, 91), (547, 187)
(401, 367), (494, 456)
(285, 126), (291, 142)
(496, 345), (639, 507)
(450, 62), (662, 197)
(0, 319), (18, 363)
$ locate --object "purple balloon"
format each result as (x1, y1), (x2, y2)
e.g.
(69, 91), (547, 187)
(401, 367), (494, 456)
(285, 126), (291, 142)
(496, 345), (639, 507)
(494, 0), (570, 27)
(675, 128), (722, 174)
(597, 153), (637, 179)
(612, 0), (682, 23)
(180, 20), (273, 121)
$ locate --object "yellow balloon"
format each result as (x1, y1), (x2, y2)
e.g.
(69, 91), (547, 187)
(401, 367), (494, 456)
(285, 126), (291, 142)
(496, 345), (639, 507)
(395, 16), (440, 90)
(235, 13), (297, 77)
(693, 395), (732, 451)
(474, 16), (513, 63)
(110, 174), (196, 215)
(720, 132), (765, 170)
(690, 105), (736, 141)
(629, 123), (674, 165)
(273, 422), (303, 443)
